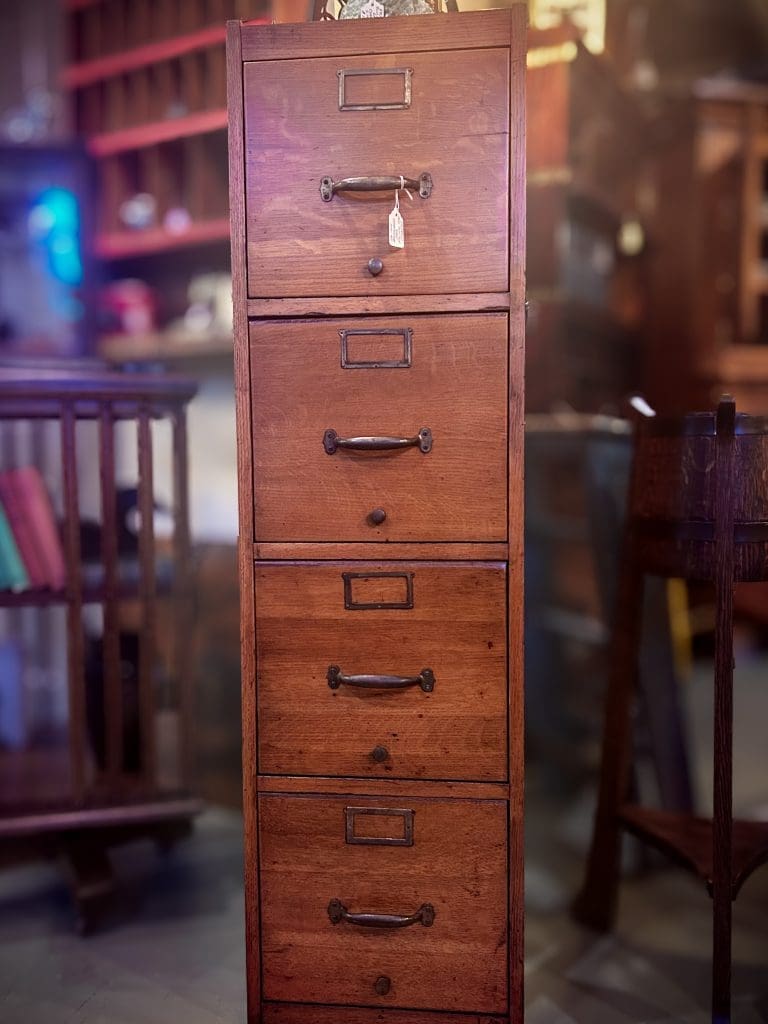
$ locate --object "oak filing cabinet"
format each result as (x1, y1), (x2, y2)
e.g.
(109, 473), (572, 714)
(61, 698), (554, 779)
(226, 9), (526, 1022)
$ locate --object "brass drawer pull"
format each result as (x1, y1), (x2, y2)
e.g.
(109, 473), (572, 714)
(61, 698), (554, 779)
(327, 665), (435, 692)
(327, 899), (435, 929)
(323, 427), (432, 454)
(320, 173), (432, 202)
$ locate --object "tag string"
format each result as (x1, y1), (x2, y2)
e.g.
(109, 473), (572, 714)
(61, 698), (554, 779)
(398, 174), (414, 201)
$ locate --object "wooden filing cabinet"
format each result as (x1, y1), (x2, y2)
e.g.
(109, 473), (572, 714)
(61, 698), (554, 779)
(226, 10), (526, 1022)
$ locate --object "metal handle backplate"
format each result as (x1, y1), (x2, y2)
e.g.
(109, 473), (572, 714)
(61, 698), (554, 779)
(320, 173), (433, 202)
(327, 665), (435, 692)
(327, 898), (435, 929)
(323, 427), (432, 454)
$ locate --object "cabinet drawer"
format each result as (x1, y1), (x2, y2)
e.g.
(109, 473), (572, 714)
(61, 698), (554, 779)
(256, 561), (507, 781)
(250, 314), (508, 542)
(259, 794), (508, 1014)
(244, 48), (509, 298)
(263, 1005), (503, 1023)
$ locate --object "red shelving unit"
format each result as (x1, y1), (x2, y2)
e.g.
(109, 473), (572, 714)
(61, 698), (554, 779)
(62, 25), (228, 88)
(87, 108), (228, 157)
(95, 217), (231, 260)
(61, 0), (268, 355)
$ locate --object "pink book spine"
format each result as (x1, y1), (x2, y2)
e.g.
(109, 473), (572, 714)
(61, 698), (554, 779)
(12, 467), (67, 591)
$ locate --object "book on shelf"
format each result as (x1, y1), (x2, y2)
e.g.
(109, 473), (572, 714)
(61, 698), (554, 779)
(0, 641), (24, 749)
(0, 467), (67, 591)
(0, 501), (29, 592)
(0, 470), (48, 588)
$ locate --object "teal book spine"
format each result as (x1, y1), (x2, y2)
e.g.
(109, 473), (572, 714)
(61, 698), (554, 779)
(0, 499), (30, 591)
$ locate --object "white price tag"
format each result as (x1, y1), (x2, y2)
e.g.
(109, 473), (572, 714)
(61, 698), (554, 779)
(360, 0), (385, 17)
(389, 192), (405, 249)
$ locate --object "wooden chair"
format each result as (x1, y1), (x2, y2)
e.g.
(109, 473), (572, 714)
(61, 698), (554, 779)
(573, 395), (768, 1024)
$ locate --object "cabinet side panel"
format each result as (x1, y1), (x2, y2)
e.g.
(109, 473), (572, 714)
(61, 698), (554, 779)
(507, 6), (527, 1022)
(227, 20), (261, 1024)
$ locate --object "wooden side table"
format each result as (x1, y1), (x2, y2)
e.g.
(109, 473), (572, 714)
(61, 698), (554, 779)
(574, 396), (768, 1023)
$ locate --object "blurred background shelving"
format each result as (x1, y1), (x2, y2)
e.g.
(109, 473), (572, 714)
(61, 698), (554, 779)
(59, 0), (265, 365)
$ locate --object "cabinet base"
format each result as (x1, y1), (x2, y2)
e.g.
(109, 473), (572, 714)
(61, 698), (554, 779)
(262, 1005), (508, 1024)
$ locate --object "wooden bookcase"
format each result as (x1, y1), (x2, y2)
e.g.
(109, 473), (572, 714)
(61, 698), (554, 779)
(0, 365), (200, 931)
(61, 0), (268, 359)
(60, 2), (271, 813)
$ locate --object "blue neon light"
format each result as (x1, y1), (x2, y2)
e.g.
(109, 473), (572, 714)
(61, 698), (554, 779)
(28, 187), (83, 287)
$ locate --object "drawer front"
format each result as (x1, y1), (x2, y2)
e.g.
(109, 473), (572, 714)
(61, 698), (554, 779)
(263, 1005), (504, 1023)
(256, 561), (507, 781)
(244, 48), (509, 298)
(259, 795), (508, 1014)
(251, 314), (508, 542)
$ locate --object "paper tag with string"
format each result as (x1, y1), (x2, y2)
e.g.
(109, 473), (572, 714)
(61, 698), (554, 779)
(389, 189), (405, 249)
(360, 0), (385, 17)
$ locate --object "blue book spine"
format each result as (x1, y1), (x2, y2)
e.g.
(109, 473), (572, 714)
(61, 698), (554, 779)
(0, 499), (30, 591)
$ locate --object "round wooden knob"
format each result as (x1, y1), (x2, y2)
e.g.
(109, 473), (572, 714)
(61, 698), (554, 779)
(367, 257), (384, 276)
(371, 745), (389, 763)
(374, 976), (391, 996)
(369, 507), (387, 525)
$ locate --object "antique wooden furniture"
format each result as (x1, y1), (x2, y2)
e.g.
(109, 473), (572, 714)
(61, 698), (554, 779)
(61, 1), (271, 817)
(227, 9), (526, 1022)
(526, 24), (648, 413)
(645, 80), (768, 414)
(0, 366), (200, 931)
(574, 396), (768, 1023)
(61, 0), (270, 362)
(525, 413), (693, 811)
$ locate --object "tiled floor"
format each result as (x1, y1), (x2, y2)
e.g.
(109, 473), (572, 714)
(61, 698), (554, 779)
(525, 648), (768, 1022)
(0, 808), (247, 1024)
(525, 792), (768, 1023)
(1, 656), (767, 1023)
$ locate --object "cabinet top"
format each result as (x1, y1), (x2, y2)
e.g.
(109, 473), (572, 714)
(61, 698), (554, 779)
(231, 7), (527, 63)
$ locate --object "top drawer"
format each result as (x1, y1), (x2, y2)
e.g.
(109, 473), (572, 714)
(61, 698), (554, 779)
(243, 47), (510, 298)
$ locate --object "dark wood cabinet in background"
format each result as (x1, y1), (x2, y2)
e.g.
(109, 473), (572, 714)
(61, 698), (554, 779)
(526, 25), (648, 413)
(645, 79), (768, 414)
(227, 9), (525, 1022)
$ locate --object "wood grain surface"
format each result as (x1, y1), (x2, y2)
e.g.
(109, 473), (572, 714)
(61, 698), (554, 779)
(240, 7), (522, 62)
(255, 561), (507, 781)
(229, 9), (528, 1020)
(256, 776), (509, 802)
(244, 48), (509, 298)
(250, 314), (508, 543)
(253, 541), (510, 561)
(263, 1004), (505, 1024)
(226, 20), (261, 1020)
(246, 293), (510, 318)
(506, 10), (527, 1018)
(258, 794), (508, 1014)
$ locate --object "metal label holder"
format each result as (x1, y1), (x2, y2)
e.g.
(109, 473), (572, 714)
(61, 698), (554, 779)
(340, 327), (413, 369)
(342, 571), (415, 610)
(345, 806), (415, 846)
(337, 67), (413, 111)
